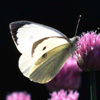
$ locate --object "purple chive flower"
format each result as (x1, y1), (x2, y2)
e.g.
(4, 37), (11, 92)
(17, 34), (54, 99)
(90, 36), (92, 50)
(6, 92), (31, 100)
(76, 31), (100, 71)
(48, 89), (79, 100)
(46, 56), (82, 91)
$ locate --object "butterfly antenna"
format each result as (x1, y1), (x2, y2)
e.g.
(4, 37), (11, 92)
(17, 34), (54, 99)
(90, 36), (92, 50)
(75, 15), (82, 36)
(72, 15), (81, 58)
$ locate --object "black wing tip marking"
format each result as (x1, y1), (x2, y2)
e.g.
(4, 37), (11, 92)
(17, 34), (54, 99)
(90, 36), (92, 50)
(9, 20), (32, 43)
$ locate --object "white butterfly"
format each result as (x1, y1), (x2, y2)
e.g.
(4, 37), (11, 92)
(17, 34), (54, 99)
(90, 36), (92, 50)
(9, 21), (78, 84)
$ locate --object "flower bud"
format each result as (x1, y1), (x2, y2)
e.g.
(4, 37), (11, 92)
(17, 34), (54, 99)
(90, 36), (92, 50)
(76, 31), (100, 71)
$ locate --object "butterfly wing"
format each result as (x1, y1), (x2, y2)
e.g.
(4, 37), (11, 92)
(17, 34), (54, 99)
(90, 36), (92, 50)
(18, 37), (70, 79)
(9, 21), (78, 83)
(18, 54), (33, 78)
(18, 37), (77, 83)
(9, 21), (70, 56)
(29, 43), (75, 83)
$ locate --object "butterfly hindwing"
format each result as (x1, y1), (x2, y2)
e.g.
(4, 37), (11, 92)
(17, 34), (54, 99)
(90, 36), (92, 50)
(18, 37), (70, 82)
(29, 43), (73, 83)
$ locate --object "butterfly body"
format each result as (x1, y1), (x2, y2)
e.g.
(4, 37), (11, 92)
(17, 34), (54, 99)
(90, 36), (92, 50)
(9, 21), (78, 83)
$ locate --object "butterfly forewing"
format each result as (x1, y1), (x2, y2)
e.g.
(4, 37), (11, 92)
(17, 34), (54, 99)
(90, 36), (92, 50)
(18, 54), (34, 78)
(31, 37), (68, 64)
(9, 21), (69, 56)
(9, 20), (78, 84)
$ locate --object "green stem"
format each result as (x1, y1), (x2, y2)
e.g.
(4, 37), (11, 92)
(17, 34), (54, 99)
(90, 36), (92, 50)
(90, 71), (97, 100)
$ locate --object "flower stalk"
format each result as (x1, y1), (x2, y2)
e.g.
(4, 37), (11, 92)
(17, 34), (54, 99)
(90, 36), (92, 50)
(90, 71), (97, 100)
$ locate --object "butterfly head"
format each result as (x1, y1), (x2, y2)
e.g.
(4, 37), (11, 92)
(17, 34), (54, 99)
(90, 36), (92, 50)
(69, 36), (79, 50)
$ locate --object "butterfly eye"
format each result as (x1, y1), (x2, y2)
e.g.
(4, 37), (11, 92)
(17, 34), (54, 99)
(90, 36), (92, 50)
(42, 46), (46, 51)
